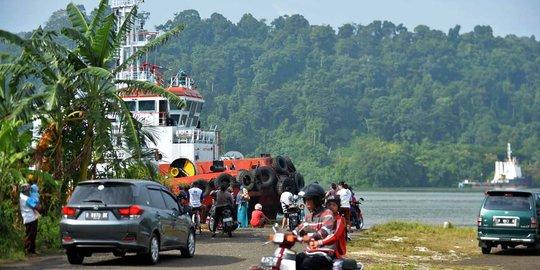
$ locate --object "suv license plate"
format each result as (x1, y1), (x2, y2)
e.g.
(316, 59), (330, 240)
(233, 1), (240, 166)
(223, 217), (233, 222)
(495, 218), (516, 226)
(85, 212), (109, 220)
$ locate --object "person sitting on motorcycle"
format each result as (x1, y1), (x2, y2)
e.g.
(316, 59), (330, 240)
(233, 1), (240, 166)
(211, 183), (236, 237)
(293, 183), (335, 270)
(250, 203), (271, 228)
(310, 195), (347, 270)
(188, 182), (205, 213)
(280, 185), (295, 229)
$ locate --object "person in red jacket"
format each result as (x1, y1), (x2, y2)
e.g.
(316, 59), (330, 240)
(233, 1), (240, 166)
(309, 195), (347, 270)
(250, 203), (271, 227)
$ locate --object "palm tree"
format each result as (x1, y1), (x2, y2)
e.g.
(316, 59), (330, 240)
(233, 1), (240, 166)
(0, 0), (185, 199)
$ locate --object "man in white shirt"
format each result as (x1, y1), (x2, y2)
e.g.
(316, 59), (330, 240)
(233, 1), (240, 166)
(336, 182), (352, 231)
(19, 183), (40, 256)
(188, 183), (204, 212)
(280, 185), (295, 229)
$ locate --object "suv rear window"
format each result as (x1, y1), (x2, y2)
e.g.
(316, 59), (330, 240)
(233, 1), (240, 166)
(484, 193), (532, 211)
(70, 182), (133, 205)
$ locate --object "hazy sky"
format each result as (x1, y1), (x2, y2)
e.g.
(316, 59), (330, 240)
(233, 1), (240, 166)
(0, 0), (539, 38)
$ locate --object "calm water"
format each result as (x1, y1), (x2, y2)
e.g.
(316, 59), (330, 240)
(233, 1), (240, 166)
(359, 191), (486, 228)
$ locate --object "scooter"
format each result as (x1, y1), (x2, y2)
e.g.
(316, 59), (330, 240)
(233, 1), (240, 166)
(249, 224), (364, 270)
(286, 204), (301, 231)
(207, 205), (235, 237)
(353, 198), (364, 230)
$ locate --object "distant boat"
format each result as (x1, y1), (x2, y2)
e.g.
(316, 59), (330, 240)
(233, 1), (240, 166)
(458, 143), (532, 189)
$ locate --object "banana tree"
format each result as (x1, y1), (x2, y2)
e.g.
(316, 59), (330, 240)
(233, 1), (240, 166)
(0, 0), (185, 192)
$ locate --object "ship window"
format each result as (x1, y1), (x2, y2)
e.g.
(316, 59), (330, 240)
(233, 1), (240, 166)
(180, 115), (188, 126)
(170, 114), (179, 126)
(196, 102), (203, 113)
(192, 116), (199, 127)
(125, 101), (136, 111)
(170, 100), (184, 110)
(138, 100), (156, 111)
(186, 101), (193, 112)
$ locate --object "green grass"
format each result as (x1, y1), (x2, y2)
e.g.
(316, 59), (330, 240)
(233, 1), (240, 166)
(347, 221), (494, 270)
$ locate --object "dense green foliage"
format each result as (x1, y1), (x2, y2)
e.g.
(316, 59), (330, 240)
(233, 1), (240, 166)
(3, 8), (540, 191)
(154, 11), (540, 188)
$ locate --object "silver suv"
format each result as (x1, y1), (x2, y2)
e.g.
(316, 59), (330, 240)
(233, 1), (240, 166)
(60, 179), (195, 265)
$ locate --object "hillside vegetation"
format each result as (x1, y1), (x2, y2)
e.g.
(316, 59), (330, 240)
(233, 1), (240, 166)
(3, 8), (540, 188)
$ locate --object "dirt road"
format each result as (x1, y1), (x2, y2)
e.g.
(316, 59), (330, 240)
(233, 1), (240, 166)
(452, 246), (540, 270)
(1, 228), (539, 270)
(0, 227), (279, 270)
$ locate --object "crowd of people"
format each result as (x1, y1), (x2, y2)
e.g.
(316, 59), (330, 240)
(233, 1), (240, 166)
(183, 181), (274, 235)
(19, 179), (360, 269)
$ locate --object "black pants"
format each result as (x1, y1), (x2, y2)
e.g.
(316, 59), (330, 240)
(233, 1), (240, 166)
(212, 205), (236, 232)
(24, 219), (38, 254)
(295, 252), (333, 270)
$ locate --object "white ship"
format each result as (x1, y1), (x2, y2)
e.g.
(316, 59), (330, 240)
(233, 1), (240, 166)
(458, 143), (531, 189)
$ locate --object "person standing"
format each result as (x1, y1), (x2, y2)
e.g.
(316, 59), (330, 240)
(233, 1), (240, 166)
(279, 185), (295, 229)
(336, 182), (352, 231)
(236, 185), (250, 228)
(19, 183), (40, 256)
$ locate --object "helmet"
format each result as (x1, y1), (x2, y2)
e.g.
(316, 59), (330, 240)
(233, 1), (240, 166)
(299, 183), (325, 201)
(326, 195), (341, 207)
(255, 203), (263, 210)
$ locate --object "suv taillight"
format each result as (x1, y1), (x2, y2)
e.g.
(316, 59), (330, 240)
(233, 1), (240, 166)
(531, 217), (537, 229)
(477, 215), (483, 226)
(62, 206), (76, 219)
(119, 205), (144, 219)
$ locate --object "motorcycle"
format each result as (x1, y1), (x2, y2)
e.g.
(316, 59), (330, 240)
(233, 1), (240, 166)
(207, 205), (235, 237)
(249, 224), (363, 270)
(353, 197), (364, 230)
(286, 204), (301, 231)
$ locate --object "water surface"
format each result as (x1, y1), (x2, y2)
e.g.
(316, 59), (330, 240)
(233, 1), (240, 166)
(358, 191), (485, 228)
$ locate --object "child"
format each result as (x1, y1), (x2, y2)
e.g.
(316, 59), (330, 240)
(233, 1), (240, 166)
(30, 184), (41, 218)
(250, 203), (271, 228)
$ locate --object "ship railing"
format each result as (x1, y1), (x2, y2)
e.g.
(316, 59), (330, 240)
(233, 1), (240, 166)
(169, 76), (193, 89)
(111, 0), (141, 8)
(175, 129), (216, 144)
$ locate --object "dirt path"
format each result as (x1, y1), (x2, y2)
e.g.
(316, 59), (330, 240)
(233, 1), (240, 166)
(1, 229), (539, 270)
(452, 246), (540, 270)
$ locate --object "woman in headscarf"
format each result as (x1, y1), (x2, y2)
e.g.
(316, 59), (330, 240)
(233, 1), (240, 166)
(236, 185), (250, 228)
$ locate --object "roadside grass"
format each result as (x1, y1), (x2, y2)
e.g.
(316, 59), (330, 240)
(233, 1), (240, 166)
(347, 221), (493, 270)
(0, 215), (61, 263)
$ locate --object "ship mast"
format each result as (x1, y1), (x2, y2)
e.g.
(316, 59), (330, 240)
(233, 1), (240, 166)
(111, 0), (159, 84)
(507, 142), (512, 161)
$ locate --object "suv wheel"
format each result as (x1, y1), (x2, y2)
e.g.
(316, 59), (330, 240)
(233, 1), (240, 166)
(180, 230), (196, 258)
(481, 246), (491, 254)
(66, 248), (84, 264)
(144, 234), (160, 264)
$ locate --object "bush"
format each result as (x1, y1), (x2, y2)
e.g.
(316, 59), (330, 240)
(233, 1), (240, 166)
(37, 215), (61, 251)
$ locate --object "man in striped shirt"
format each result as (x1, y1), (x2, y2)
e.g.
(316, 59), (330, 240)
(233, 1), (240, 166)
(293, 184), (335, 270)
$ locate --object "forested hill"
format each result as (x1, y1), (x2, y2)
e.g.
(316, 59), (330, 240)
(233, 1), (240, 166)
(6, 8), (540, 188)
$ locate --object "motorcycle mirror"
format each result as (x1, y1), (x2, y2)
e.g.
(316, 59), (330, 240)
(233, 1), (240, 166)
(272, 223), (279, 233)
(360, 197), (365, 201)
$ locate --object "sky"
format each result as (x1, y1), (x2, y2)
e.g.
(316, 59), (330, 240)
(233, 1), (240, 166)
(0, 0), (539, 38)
